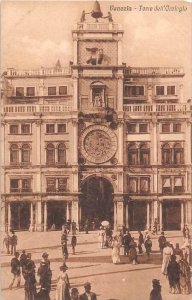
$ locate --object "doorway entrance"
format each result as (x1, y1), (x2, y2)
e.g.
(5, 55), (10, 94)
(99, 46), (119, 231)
(47, 201), (66, 230)
(10, 202), (30, 230)
(81, 176), (114, 229)
(162, 201), (181, 230)
(129, 202), (147, 231)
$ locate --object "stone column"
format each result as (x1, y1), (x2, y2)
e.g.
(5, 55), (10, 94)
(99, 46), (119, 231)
(36, 201), (42, 231)
(73, 34), (78, 65)
(44, 202), (47, 232)
(147, 202), (150, 230)
(118, 122), (124, 165)
(71, 200), (79, 227)
(117, 35), (123, 65)
(125, 204), (129, 229)
(72, 73), (78, 110)
(8, 202), (11, 232)
(1, 201), (5, 232)
(72, 169), (78, 193)
(72, 120), (78, 165)
(115, 197), (124, 228)
(159, 201), (163, 231)
(186, 121), (192, 165)
(66, 202), (69, 220)
(30, 202), (34, 231)
(117, 73), (123, 111)
(181, 201), (184, 229)
(114, 201), (117, 227)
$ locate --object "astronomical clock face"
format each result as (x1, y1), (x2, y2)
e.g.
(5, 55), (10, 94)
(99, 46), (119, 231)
(80, 125), (117, 164)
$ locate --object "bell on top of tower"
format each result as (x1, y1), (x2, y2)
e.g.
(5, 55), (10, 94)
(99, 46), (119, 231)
(91, 1), (103, 20)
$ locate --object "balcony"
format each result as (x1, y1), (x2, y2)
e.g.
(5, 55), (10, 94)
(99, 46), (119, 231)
(124, 67), (184, 77)
(75, 22), (120, 31)
(3, 104), (72, 114)
(6, 67), (71, 77)
(10, 188), (32, 193)
(123, 103), (191, 113)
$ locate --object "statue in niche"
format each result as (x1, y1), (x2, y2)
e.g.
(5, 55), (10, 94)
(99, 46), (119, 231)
(86, 48), (110, 65)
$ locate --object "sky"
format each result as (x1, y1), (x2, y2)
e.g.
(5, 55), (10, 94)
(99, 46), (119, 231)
(1, 0), (192, 99)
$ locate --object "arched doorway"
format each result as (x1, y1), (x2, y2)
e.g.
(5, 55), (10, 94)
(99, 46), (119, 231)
(80, 176), (114, 229)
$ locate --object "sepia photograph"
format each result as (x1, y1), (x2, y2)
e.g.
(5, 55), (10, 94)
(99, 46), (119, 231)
(1, 0), (192, 299)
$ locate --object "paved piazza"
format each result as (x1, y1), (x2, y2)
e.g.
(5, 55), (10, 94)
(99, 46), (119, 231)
(1, 231), (191, 300)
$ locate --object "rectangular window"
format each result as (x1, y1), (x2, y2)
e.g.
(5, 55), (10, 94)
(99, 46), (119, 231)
(58, 178), (67, 192)
(139, 124), (148, 133)
(16, 87), (24, 97)
(156, 86), (165, 96)
(22, 179), (31, 192)
(26, 87), (35, 97)
(48, 87), (56, 96)
(167, 86), (175, 95)
(127, 123), (137, 133)
(173, 123), (181, 133)
(46, 178), (56, 192)
(124, 86), (144, 97)
(46, 124), (55, 133)
(21, 124), (30, 134)
(10, 179), (19, 192)
(140, 177), (149, 193)
(129, 177), (137, 193)
(162, 123), (170, 133)
(162, 177), (172, 193)
(10, 125), (19, 134)
(174, 177), (183, 193)
(58, 124), (66, 133)
(59, 86), (67, 95)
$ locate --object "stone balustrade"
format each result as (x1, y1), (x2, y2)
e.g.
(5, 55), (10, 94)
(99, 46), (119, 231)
(124, 67), (184, 76)
(6, 67), (71, 77)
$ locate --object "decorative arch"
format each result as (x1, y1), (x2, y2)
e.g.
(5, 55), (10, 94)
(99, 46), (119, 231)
(173, 143), (184, 164)
(57, 143), (66, 164)
(80, 175), (114, 228)
(21, 144), (31, 163)
(162, 143), (172, 165)
(46, 143), (55, 165)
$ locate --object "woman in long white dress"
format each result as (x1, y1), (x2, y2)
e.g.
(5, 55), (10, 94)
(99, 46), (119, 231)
(111, 236), (121, 264)
(55, 265), (70, 300)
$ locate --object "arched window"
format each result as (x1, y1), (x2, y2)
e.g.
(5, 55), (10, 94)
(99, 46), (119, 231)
(57, 143), (66, 164)
(128, 143), (138, 165)
(173, 143), (184, 164)
(162, 143), (172, 165)
(21, 144), (30, 163)
(140, 143), (150, 165)
(10, 144), (19, 164)
(46, 143), (55, 165)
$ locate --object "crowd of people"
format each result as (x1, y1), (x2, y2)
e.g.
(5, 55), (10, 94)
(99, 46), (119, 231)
(3, 222), (192, 299)
(98, 226), (153, 264)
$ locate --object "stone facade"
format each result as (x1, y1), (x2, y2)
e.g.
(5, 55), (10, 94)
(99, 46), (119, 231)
(1, 6), (192, 232)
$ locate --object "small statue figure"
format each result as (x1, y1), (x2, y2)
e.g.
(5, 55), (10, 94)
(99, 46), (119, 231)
(80, 10), (86, 22)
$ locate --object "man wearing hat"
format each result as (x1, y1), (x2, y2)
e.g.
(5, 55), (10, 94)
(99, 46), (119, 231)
(9, 252), (21, 289)
(41, 252), (50, 267)
(150, 279), (163, 300)
(79, 282), (97, 300)
(23, 253), (36, 300)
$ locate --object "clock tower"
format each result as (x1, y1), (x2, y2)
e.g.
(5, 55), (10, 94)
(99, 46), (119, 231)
(71, 1), (125, 228)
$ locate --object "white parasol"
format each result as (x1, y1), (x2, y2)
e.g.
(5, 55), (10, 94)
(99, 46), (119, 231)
(101, 220), (109, 227)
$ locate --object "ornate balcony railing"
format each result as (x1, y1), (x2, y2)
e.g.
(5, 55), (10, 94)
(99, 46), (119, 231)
(3, 104), (72, 114)
(76, 22), (119, 31)
(124, 67), (184, 76)
(123, 103), (191, 113)
(6, 67), (71, 77)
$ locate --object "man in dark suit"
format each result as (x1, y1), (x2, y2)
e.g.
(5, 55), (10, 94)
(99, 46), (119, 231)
(79, 282), (97, 300)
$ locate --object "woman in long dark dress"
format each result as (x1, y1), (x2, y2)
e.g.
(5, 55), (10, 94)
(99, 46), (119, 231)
(23, 256), (37, 300)
(179, 257), (191, 294)
(167, 255), (180, 294)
